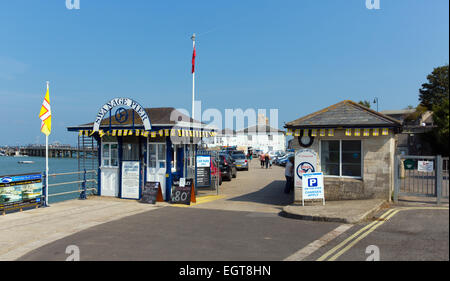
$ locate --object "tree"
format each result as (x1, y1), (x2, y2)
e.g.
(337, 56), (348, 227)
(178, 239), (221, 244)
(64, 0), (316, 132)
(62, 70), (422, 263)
(358, 100), (371, 109)
(419, 65), (449, 110)
(418, 65), (449, 156)
(431, 98), (449, 156)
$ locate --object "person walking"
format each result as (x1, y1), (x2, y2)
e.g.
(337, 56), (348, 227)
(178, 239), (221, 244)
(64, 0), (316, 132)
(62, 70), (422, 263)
(284, 156), (295, 194)
(265, 153), (270, 169)
(260, 153), (265, 168)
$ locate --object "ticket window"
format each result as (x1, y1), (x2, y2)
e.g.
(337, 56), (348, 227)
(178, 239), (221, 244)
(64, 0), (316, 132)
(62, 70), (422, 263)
(147, 143), (167, 199)
(101, 142), (119, 197)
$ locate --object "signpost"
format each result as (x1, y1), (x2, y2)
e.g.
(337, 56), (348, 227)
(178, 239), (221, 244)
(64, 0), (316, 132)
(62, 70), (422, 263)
(121, 161), (140, 199)
(196, 155), (211, 187)
(302, 172), (325, 206)
(295, 149), (318, 188)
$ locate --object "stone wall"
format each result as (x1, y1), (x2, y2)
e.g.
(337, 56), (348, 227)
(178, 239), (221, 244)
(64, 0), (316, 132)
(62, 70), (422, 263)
(292, 129), (395, 201)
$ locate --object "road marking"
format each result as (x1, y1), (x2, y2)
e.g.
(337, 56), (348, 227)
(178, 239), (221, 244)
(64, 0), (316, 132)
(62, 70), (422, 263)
(317, 208), (396, 261)
(328, 209), (400, 261)
(284, 224), (353, 261)
(171, 195), (225, 208)
(318, 206), (449, 261)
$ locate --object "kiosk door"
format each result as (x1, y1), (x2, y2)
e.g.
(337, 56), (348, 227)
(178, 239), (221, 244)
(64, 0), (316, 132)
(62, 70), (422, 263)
(100, 142), (119, 197)
(147, 143), (166, 199)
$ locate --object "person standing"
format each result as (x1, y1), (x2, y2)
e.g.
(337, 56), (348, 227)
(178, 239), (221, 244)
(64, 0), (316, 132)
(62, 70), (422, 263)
(260, 153), (265, 168)
(284, 156), (295, 194)
(265, 153), (270, 169)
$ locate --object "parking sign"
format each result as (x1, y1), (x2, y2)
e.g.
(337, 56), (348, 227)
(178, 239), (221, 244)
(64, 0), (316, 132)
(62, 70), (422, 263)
(302, 172), (325, 206)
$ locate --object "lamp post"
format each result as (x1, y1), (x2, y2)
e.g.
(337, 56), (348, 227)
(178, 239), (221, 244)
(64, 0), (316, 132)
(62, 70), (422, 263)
(373, 97), (379, 112)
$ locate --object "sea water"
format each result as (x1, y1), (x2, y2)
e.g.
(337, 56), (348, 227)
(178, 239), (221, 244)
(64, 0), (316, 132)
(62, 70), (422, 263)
(0, 156), (97, 204)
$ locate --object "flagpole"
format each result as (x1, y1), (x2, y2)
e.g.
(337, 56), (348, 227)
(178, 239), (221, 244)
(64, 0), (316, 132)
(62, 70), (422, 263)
(191, 33), (196, 122)
(45, 81), (49, 207)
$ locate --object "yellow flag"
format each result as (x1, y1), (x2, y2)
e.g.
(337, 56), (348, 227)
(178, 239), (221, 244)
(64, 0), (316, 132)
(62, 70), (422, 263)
(39, 83), (51, 136)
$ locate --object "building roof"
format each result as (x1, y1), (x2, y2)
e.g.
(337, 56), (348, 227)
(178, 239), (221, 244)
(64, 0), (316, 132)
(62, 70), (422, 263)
(237, 125), (285, 134)
(219, 128), (237, 136)
(285, 100), (402, 129)
(67, 107), (214, 131)
(380, 109), (416, 116)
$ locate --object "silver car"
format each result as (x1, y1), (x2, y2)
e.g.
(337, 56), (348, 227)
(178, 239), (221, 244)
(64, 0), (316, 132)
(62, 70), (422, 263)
(231, 152), (249, 171)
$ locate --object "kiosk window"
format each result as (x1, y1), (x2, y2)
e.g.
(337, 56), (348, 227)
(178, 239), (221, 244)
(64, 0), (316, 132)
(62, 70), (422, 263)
(148, 143), (166, 169)
(102, 143), (118, 167)
(321, 140), (362, 178)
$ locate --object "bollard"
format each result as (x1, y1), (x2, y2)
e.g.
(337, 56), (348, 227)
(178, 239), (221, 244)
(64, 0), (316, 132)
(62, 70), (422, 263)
(80, 169), (87, 200)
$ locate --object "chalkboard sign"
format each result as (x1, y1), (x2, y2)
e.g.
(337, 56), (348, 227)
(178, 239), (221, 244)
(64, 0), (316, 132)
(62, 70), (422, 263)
(141, 182), (160, 204)
(196, 155), (211, 187)
(171, 178), (193, 205)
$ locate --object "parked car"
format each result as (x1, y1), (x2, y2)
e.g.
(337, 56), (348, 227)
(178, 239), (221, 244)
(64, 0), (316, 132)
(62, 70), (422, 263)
(276, 153), (294, 166)
(218, 153), (237, 181)
(210, 155), (222, 186)
(231, 151), (249, 171)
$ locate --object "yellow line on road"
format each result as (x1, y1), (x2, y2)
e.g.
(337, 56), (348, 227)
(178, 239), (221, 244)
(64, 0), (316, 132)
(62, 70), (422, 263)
(328, 209), (400, 261)
(171, 195), (225, 208)
(318, 206), (449, 261)
(316, 208), (395, 261)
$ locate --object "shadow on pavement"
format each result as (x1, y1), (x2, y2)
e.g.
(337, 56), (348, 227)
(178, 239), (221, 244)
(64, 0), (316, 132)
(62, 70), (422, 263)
(226, 180), (294, 207)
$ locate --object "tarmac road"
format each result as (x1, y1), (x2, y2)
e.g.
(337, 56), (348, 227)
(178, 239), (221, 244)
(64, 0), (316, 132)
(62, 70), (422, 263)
(18, 207), (341, 261)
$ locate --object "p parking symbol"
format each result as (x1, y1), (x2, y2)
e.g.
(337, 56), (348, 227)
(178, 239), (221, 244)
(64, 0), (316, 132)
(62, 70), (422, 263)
(308, 178), (318, 187)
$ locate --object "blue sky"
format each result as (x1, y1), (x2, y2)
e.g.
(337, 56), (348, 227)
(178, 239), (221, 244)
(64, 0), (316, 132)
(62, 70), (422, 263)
(0, 0), (448, 146)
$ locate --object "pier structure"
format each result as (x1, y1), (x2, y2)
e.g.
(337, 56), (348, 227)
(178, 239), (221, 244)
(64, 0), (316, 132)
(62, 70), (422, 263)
(19, 145), (97, 158)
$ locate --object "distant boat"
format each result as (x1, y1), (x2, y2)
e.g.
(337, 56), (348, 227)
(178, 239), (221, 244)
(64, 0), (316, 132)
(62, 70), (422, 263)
(18, 161), (35, 164)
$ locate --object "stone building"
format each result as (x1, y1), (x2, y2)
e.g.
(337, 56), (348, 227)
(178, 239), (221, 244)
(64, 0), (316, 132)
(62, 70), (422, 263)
(285, 100), (402, 201)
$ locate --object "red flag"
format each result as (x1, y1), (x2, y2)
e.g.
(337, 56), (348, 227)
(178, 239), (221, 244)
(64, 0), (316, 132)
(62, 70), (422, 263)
(192, 46), (196, 73)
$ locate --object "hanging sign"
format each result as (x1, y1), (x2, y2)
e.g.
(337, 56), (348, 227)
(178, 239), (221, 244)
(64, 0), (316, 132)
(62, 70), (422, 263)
(295, 149), (318, 188)
(418, 161), (434, 172)
(121, 161), (140, 199)
(93, 97), (151, 132)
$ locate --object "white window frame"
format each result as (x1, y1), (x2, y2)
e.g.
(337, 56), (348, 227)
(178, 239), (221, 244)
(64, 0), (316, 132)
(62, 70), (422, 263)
(319, 139), (363, 179)
(101, 142), (119, 168)
(147, 142), (166, 170)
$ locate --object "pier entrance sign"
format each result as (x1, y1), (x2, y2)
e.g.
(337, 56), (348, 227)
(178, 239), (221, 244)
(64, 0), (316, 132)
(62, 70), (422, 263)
(302, 172), (325, 206)
(93, 97), (151, 132)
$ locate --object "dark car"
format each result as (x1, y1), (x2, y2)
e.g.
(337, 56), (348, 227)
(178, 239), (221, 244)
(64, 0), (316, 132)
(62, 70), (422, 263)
(231, 151), (249, 171)
(218, 153), (237, 181)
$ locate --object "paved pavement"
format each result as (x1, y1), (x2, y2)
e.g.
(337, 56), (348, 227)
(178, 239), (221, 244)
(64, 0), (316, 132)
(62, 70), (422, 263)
(0, 197), (163, 261)
(282, 199), (387, 223)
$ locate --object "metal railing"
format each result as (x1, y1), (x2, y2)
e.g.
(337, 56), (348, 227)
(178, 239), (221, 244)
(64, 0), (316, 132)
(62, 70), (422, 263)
(45, 170), (97, 203)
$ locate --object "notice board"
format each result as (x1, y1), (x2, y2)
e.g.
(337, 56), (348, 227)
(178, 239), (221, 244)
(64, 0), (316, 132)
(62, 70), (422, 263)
(141, 181), (161, 204)
(196, 155), (211, 187)
(0, 173), (43, 212)
(121, 161), (140, 199)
